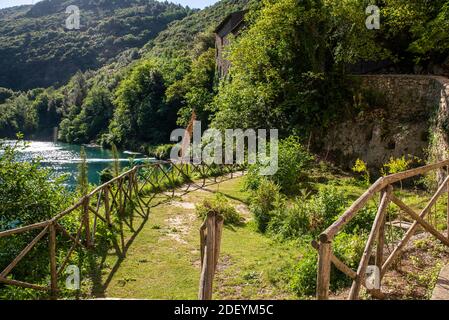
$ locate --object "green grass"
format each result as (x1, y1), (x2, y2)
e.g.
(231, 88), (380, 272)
(86, 177), (301, 299)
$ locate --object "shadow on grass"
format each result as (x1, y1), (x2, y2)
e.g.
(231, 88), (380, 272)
(88, 210), (149, 298)
(86, 172), (245, 298)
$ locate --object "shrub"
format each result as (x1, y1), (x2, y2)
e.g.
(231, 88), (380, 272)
(290, 247), (318, 296)
(149, 144), (175, 160)
(344, 205), (377, 234)
(331, 232), (367, 289)
(382, 156), (413, 176)
(308, 186), (348, 232)
(99, 168), (114, 184)
(0, 139), (70, 284)
(249, 178), (285, 233)
(196, 194), (243, 226)
(352, 158), (370, 185)
(291, 232), (366, 297)
(268, 186), (348, 239)
(382, 156), (416, 189)
(268, 204), (306, 240)
(245, 136), (313, 194)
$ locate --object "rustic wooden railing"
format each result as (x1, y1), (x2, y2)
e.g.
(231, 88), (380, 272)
(0, 160), (242, 298)
(315, 159), (449, 300)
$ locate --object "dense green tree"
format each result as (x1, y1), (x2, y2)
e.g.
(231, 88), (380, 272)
(108, 61), (173, 147)
(59, 85), (113, 143)
(0, 0), (251, 144)
(167, 48), (216, 127)
(0, 88), (14, 104)
(0, 93), (37, 137)
(33, 89), (63, 133)
(389, 0), (449, 64)
(211, 0), (351, 136)
(324, 0), (390, 64)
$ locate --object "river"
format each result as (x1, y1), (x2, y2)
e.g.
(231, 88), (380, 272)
(2, 140), (153, 189)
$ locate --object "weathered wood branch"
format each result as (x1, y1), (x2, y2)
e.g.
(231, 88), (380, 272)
(0, 221), (49, 238)
(0, 226), (49, 278)
(311, 240), (356, 279)
(390, 194), (449, 247)
(349, 185), (392, 300)
(320, 160), (449, 243)
(382, 175), (449, 277)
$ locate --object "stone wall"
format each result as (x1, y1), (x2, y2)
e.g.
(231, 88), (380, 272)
(321, 75), (449, 171)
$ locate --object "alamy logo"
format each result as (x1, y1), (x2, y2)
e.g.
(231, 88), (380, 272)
(365, 265), (380, 290)
(170, 121), (279, 176)
(65, 265), (80, 290)
(365, 5), (380, 30)
(66, 5), (80, 30)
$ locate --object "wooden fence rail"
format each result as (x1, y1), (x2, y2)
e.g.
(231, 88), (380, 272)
(315, 159), (449, 300)
(0, 161), (242, 299)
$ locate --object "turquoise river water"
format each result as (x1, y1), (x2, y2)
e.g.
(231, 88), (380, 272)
(3, 140), (152, 188)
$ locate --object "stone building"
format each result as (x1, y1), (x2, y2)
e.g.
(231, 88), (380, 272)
(214, 10), (247, 78)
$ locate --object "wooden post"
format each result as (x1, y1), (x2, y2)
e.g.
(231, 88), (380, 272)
(374, 191), (387, 296)
(349, 186), (392, 300)
(199, 213), (217, 300)
(128, 172), (133, 201)
(49, 222), (58, 299)
(83, 197), (92, 247)
(214, 216), (224, 273)
(128, 172), (134, 230)
(119, 179), (124, 218)
(316, 240), (332, 300)
(447, 166), (449, 240)
(133, 168), (139, 195)
(376, 212), (386, 272)
(104, 186), (111, 226)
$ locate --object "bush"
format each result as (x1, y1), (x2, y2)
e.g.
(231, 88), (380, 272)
(352, 158), (370, 185)
(267, 200), (308, 240)
(381, 156), (413, 176)
(99, 168), (114, 184)
(291, 232), (366, 297)
(331, 232), (367, 289)
(268, 186), (348, 239)
(249, 179), (284, 233)
(245, 136), (313, 195)
(149, 144), (175, 160)
(344, 205), (377, 234)
(196, 194), (243, 226)
(290, 247), (318, 296)
(0, 139), (70, 284)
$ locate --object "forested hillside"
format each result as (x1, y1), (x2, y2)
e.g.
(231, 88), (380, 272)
(2, 0), (449, 151)
(0, 0), (193, 90)
(0, 0), (250, 147)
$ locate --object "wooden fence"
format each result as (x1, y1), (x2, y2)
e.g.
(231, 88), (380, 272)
(0, 161), (242, 298)
(198, 212), (224, 300)
(315, 159), (449, 300)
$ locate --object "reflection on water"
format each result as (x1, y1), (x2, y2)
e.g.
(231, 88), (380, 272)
(2, 140), (154, 188)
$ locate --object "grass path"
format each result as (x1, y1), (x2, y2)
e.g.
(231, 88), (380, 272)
(96, 176), (300, 300)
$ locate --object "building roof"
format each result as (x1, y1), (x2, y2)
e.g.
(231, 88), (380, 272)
(214, 10), (248, 38)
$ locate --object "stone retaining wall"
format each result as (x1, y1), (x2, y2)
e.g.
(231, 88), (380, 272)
(322, 75), (449, 172)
